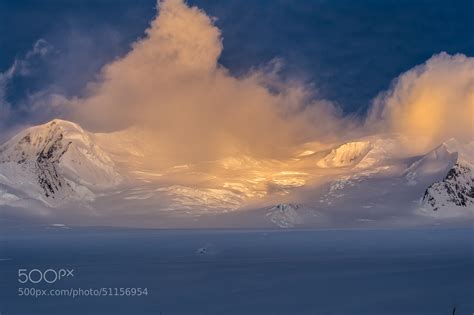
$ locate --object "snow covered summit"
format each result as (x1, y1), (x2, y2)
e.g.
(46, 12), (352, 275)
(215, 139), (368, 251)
(0, 119), (472, 227)
(420, 140), (474, 214)
(317, 141), (372, 168)
(0, 119), (121, 206)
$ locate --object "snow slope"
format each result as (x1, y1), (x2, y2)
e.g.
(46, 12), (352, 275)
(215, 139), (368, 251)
(405, 143), (458, 186)
(0, 119), (472, 227)
(265, 203), (303, 228)
(0, 120), (121, 206)
(419, 140), (474, 215)
(317, 141), (372, 168)
(422, 163), (473, 212)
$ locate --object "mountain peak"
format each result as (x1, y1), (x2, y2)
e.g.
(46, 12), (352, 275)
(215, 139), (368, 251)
(0, 119), (90, 164)
(417, 139), (474, 214)
(422, 162), (474, 213)
(0, 119), (121, 207)
(442, 138), (474, 167)
(45, 119), (85, 133)
(317, 141), (372, 168)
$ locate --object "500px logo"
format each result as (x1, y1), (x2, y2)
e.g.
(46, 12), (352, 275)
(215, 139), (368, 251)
(18, 268), (75, 284)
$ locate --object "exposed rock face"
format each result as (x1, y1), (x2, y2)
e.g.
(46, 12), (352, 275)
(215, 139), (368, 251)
(422, 163), (474, 211)
(24, 126), (69, 197)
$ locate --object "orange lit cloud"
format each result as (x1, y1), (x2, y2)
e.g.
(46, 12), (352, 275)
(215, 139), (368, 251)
(65, 0), (473, 163)
(69, 0), (352, 162)
(368, 52), (474, 153)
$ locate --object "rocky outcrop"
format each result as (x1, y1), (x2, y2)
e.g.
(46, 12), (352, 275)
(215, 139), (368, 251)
(422, 163), (474, 211)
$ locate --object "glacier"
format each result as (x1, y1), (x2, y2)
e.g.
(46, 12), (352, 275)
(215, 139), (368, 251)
(0, 119), (472, 228)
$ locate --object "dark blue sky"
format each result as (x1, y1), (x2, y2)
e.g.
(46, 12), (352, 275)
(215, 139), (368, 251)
(1, 0), (473, 123)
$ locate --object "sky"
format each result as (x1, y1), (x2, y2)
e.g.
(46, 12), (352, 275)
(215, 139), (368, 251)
(0, 0), (473, 156)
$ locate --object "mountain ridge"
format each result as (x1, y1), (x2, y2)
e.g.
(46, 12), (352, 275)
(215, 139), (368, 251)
(0, 119), (472, 227)
(0, 119), (121, 207)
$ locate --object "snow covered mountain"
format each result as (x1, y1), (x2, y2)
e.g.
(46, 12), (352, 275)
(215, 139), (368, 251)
(0, 119), (121, 207)
(419, 140), (474, 214)
(0, 119), (472, 228)
(422, 163), (473, 212)
(265, 203), (305, 228)
(405, 143), (458, 186)
(311, 136), (473, 225)
(317, 141), (372, 168)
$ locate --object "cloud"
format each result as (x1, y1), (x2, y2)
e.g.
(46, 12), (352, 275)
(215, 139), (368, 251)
(367, 52), (474, 153)
(68, 0), (351, 162)
(0, 39), (52, 126)
(3, 0), (472, 163)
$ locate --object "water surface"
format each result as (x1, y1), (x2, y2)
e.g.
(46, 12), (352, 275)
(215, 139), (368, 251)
(0, 228), (473, 314)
